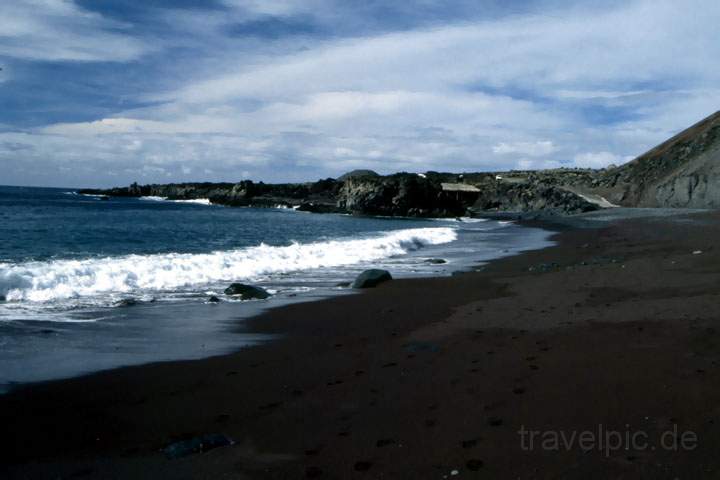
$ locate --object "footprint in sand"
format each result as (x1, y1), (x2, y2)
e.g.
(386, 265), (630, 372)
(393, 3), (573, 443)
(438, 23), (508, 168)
(306, 466), (322, 478)
(487, 417), (503, 426)
(376, 438), (397, 447)
(466, 459), (484, 471)
(461, 438), (480, 448)
(354, 461), (372, 471)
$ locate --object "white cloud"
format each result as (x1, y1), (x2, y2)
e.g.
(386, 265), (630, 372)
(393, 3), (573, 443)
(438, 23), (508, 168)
(493, 141), (557, 157)
(155, 0), (720, 107)
(42, 118), (171, 136)
(4, 0), (720, 186)
(221, 0), (313, 17)
(553, 90), (650, 100)
(0, 0), (149, 61)
(516, 158), (562, 170)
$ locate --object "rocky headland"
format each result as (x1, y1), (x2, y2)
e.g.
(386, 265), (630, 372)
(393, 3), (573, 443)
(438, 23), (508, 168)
(80, 110), (720, 217)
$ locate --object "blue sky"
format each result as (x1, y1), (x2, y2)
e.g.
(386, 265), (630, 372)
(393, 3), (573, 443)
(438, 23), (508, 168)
(1, 0), (719, 187)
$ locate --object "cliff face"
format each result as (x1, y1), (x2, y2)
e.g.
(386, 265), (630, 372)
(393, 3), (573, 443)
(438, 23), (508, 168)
(597, 111), (720, 208)
(337, 174), (465, 217)
(80, 111), (720, 216)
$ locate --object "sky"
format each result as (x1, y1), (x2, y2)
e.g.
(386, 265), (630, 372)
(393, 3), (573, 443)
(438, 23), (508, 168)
(0, 0), (719, 188)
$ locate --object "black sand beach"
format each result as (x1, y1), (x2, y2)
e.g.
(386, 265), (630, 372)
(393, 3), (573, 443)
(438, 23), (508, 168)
(3, 211), (720, 479)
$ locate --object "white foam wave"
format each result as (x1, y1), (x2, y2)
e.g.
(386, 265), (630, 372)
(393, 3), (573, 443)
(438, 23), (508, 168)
(0, 227), (456, 303)
(432, 216), (488, 223)
(76, 193), (107, 199)
(140, 196), (212, 205)
(172, 198), (212, 205)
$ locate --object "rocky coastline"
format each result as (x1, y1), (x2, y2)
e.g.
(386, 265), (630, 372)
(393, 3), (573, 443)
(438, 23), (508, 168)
(80, 110), (720, 217)
(77, 169), (610, 217)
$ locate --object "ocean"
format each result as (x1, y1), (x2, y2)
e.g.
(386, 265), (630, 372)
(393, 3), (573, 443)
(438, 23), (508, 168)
(0, 185), (553, 391)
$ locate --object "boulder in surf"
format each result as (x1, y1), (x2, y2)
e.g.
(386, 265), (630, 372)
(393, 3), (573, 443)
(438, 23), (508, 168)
(224, 283), (271, 300)
(352, 269), (392, 289)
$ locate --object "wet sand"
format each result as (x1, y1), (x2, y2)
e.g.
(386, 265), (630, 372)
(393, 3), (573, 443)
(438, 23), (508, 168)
(2, 211), (720, 479)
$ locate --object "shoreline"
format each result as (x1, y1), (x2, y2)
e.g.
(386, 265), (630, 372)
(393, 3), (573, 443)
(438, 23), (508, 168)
(3, 210), (720, 478)
(0, 214), (552, 391)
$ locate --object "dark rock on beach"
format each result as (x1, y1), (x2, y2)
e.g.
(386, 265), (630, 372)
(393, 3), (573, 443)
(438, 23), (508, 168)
(114, 298), (139, 307)
(207, 296), (221, 303)
(352, 269), (393, 288)
(224, 283), (271, 300)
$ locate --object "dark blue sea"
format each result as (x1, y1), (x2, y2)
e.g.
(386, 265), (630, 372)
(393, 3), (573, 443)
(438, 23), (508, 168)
(0, 185), (553, 391)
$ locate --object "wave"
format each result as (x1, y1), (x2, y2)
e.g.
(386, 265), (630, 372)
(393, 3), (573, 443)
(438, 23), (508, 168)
(140, 196), (213, 205)
(67, 192), (108, 199)
(172, 198), (212, 205)
(0, 227), (456, 303)
(432, 216), (488, 223)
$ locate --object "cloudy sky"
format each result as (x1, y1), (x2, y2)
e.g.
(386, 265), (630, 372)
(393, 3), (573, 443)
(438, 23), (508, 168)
(1, 0), (718, 187)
